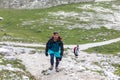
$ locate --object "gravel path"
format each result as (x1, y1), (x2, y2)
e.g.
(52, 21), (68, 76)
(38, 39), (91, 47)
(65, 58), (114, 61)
(0, 37), (120, 49)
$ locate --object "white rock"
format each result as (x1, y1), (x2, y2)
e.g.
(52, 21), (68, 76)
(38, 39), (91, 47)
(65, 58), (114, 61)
(77, 66), (86, 72)
(22, 75), (29, 80)
(29, 50), (36, 54)
(6, 64), (12, 67)
(93, 39), (97, 42)
(49, 27), (54, 30)
(96, 54), (103, 57)
(0, 60), (2, 63)
(0, 48), (11, 56)
(117, 53), (120, 57)
(4, 56), (16, 61)
(0, 17), (3, 20)
(0, 29), (6, 32)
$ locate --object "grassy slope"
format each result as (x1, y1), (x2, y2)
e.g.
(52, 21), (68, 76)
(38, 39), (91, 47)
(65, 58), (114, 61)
(0, 1), (120, 44)
(85, 41), (120, 55)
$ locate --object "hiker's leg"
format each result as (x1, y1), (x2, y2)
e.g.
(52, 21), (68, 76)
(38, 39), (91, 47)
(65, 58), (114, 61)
(75, 52), (78, 56)
(49, 54), (54, 70)
(50, 54), (54, 66)
(55, 57), (60, 72)
(55, 57), (60, 68)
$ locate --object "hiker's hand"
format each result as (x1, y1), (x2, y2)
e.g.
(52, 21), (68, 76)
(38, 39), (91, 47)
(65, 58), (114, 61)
(60, 52), (63, 56)
(45, 52), (48, 56)
(58, 56), (62, 61)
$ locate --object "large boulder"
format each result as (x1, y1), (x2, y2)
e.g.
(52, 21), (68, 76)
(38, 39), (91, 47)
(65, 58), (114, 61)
(0, 48), (11, 55)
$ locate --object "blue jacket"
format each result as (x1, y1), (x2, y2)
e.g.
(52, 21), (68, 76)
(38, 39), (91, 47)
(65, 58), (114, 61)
(45, 37), (64, 57)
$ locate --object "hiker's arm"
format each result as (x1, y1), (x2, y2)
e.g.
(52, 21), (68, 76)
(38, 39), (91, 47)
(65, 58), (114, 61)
(45, 40), (50, 56)
(60, 41), (64, 56)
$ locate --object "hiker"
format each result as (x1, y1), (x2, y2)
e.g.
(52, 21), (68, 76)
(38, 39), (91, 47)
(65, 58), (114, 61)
(45, 32), (64, 72)
(73, 45), (79, 57)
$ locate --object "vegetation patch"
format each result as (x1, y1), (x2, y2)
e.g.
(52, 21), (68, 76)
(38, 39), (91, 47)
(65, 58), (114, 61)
(0, 70), (36, 80)
(0, 54), (36, 80)
(85, 41), (120, 54)
(112, 64), (120, 76)
(0, 1), (120, 44)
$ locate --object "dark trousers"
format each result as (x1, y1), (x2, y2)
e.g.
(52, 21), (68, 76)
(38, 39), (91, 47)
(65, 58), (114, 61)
(50, 54), (60, 68)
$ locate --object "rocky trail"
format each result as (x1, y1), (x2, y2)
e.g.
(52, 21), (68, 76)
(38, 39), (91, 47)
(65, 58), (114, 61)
(0, 38), (120, 80)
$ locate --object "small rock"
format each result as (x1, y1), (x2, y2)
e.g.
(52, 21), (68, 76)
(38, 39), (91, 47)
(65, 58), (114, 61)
(117, 53), (120, 57)
(0, 60), (3, 63)
(36, 29), (42, 33)
(22, 75), (29, 80)
(64, 71), (68, 75)
(49, 27), (54, 30)
(93, 39), (97, 42)
(103, 38), (107, 41)
(6, 64), (12, 67)
(4, 56), (16, 61)
(1, 29), (5, 32)
(96, 54), (103, 57)
(0, 17), (3, 20)
(69, 73), (75, 77)
(80, 60), (86, 63)
(29, 50), (36, 54)
(41, 70), (50, 75)
(20, 49), (26, 54)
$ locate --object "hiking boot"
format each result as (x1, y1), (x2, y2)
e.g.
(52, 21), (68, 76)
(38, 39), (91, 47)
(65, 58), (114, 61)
(49, 65), (53, 70)
(75, 56), (78, 58)
(55, 67), (59, 72)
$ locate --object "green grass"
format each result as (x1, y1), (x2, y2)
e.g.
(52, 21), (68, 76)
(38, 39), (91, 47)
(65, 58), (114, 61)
(85, 41), (120, 55)
(112, 64), (120, 76)
(93, 62), (101, 67)
(0, 70), (36, 80)
(0, 1), (120, 44)
(0, 54), (2, 58)
(0, 54), (25, 70)
(0, 54), (36, 80)
(95, 70), (104, 75)
(1, 59), (26, 71)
